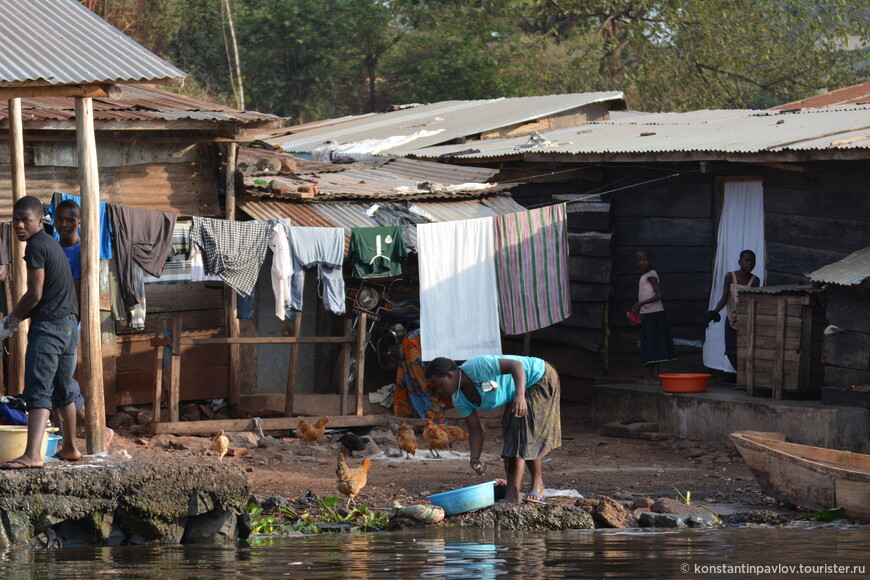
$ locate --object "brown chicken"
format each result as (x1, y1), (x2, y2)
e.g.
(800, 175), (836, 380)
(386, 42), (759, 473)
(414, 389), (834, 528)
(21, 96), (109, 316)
(396, 422), (417, 459)
(297, 416), (329, 445)
(336, 452), (372, 508)
(442, 424), (469, 448)
(211, 429), (229, 461)
(423, 420), (450, 458)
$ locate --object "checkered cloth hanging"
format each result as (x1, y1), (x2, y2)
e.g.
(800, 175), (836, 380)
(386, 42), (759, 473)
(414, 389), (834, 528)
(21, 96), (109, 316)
(189, 217), (274, 297)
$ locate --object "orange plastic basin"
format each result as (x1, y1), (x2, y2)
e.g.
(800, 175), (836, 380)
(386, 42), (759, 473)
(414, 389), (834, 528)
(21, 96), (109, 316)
(659, 373), (710, 393)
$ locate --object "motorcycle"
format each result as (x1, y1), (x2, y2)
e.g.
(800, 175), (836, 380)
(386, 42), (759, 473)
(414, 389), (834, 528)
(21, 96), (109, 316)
(346, 278), (420, 371)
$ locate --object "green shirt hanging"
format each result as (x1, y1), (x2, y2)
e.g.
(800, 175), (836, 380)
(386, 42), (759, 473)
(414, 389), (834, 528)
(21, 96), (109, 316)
(350, 226), (408, 278)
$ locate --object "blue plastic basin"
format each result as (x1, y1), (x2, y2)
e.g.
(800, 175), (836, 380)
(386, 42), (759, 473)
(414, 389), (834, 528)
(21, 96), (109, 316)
(428, 481), (496, 516)
(45, 434), (62, 458)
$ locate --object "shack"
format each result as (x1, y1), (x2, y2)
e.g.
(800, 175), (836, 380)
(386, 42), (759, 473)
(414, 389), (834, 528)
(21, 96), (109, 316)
(0, 84), (284, 414)
(404, 103), (870, 399)
(807, 247), (870, 409)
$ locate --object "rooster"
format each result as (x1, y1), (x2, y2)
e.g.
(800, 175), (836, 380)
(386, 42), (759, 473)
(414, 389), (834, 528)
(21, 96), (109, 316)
(423, 420), (450, 458)
(211, 429), (229, 461)
(442, 424), (469, 448)
(396, 422), (417, 459)
(336, 452), (372, 508)
(297, 416), (329, 445)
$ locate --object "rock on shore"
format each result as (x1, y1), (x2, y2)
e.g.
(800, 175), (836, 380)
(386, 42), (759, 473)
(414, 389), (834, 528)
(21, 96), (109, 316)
(0, 454), (251, 548)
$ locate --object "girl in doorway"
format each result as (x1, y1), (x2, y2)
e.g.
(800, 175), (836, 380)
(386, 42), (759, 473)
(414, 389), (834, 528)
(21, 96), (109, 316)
(708, 249), (760, 370)
(631, 249), (676, 384)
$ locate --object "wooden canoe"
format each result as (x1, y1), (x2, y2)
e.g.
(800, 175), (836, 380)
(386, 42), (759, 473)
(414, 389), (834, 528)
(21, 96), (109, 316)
(729, 431), (870, 521)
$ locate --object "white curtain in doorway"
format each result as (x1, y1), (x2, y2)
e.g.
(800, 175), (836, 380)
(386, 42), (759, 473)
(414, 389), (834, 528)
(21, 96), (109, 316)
(703, 180), (766, 372)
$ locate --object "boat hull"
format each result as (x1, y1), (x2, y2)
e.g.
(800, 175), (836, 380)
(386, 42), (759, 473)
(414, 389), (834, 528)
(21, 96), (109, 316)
(730, 431), (870, 521)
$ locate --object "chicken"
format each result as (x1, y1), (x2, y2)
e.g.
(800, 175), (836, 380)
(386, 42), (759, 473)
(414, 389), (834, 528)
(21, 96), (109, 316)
(396, 422), (417, 459)
(423, 420), (450, 458)
(336, 452), (372, 508)
(211, 429), (229, 461)
(338, 432), (370, 457)
(442, 424), (469, 448)
(297, 416), (329, 445)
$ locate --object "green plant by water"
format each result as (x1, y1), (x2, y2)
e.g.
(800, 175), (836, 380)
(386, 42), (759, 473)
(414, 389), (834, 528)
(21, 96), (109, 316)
(249, 497), (389, 536)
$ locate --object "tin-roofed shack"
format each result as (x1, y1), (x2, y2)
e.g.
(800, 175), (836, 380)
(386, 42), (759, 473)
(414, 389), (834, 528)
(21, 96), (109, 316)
(0, 85), (284, 412)
(407, 104), (870, 395)
(232, 145), (528, 414)
(808, 247), (870, 409)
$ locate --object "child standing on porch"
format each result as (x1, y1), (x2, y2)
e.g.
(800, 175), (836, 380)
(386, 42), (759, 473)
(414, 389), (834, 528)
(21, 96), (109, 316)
(707, 249), (759, 371)
(631, 249), (676, 384)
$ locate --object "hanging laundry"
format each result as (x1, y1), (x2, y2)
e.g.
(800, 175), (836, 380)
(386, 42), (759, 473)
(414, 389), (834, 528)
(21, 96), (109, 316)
(237, 287), (256, 320)
(129, 264), (147, 330)
(349, 226), (408, 279)
(106, 204), (177, 308)
(189, 217), (273, 297)
(51, 192), (113, 259)
(493, 203), (571, 335)
(418, 217), (501, 361)
(144, 221), (193, 284)
(189, 245), (222, 282)
(269, 221), (293, 320)
(286, 226), (346, 314)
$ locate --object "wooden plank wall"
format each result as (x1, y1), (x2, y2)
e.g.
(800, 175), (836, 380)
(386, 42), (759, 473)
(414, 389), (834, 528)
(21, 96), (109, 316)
(0, 142), (222, 220)
(822, 286), (870, 402)
(760, 161), (870, 285)
(606, 166), (714, 375)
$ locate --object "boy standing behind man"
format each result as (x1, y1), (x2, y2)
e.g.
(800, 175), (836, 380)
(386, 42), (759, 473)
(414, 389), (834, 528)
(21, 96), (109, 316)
(0, 196), (80, 468)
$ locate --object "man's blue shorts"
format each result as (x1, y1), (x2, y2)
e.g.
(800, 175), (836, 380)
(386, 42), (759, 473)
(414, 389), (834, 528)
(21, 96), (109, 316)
(22, 314), (79, 411)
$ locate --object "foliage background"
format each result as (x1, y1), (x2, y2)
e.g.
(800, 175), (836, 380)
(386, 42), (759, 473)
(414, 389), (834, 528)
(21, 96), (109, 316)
(83, 0), (868, 123)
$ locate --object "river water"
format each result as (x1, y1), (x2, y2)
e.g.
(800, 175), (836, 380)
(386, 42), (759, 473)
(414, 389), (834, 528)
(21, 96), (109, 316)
(2, 527), (868, 579)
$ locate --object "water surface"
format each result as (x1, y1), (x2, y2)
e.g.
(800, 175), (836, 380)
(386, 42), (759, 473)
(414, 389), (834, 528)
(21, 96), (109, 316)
(2, 527), (868, 579)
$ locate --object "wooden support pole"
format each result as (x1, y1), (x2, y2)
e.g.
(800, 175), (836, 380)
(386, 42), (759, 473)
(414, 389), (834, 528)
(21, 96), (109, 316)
(354, 311), (367, 415)
(284, 312), (303, 417)
(338, 317), (352, 415)
(773, 299), (787, 400)
(153, 321), (167, 424)
(224, 142), (241, 407)
(8, 98), (27, 396)
(75, 97), (107, 454)
(745, 297), (756, 395)
(168, 317), (182, 423)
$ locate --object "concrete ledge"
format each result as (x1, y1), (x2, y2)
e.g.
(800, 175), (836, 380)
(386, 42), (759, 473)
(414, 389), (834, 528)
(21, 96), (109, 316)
(591, 383), (870, 452)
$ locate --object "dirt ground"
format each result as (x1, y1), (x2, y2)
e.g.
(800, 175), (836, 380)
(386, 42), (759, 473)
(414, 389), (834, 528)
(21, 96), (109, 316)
(115, 402), (773, 512)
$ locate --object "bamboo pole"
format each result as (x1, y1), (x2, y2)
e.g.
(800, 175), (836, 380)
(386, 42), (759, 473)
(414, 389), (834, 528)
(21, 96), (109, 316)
(75, 97), (107, 454)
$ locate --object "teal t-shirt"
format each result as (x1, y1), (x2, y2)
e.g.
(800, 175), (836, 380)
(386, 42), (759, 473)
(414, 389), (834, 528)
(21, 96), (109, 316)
(452, 355), (546, 417)
(349, 226), (407, 279)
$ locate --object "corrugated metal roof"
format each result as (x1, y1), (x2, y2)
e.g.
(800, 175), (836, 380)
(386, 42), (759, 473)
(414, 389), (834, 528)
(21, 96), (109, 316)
(740, 285), (816, 295)
(807, 247), (870, 286)
(375, 157), (497, 183)
(772, 82), (870, 111)
(237, 195), (528, 251)
(267, 92), (625, 154)
(0, 84), (283, 127)
(0, 0), (186, 87)
(410, 106), (870, 160)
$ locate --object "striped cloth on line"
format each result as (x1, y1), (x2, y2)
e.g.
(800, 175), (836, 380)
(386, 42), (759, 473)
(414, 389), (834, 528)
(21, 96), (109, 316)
(493, 203), (571, 335)
(144, 221), (192, 284)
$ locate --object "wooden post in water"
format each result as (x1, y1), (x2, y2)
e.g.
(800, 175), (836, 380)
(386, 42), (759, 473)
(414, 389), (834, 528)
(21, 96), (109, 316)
(75, 97), (107, 454)
(8, 98), (28, 395)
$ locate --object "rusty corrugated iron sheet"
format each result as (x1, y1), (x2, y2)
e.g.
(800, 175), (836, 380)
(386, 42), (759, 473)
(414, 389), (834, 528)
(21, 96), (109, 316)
(807, 247), (870, 286)
(0, 84), (283, 127)
(375, 157), (497, 183)
(772, 82), (870, 111)
(0, 0), (185, 87)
